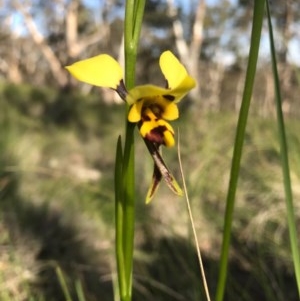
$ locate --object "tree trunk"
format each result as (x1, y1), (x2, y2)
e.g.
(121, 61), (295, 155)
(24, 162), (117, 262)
(13, 1), (68, 87)
(167, 0), (206, 101)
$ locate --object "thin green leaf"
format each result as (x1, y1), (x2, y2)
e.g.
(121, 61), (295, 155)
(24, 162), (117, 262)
(215, 1), (266, 301)
(75, 279), (87, 301)
(56, 266), (72, 301)
(124, 0), (146, 90)
(266, 1), (300, 296)
(122, 122), (135, 299)
(115, 136), (127, 298)
(118, 2), (146, 300)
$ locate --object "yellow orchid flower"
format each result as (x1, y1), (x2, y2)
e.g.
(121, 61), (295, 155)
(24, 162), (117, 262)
(66, 50), (196, 202)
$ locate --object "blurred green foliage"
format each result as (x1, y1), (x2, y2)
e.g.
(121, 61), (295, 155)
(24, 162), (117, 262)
(0, 83), (299, 300)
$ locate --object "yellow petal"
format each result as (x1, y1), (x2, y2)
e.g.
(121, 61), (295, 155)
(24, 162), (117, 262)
(139, 118), (156, 138)
(159, 51), (196, 102)
(159, 51), (188, 89)
(128, 99), (144, 122)
(128, 85), (180, 120)
(162, 129), (175, 147)
(127, 85), (170, 105)
(139, 114), (175, 147)
(127, 52), (196, 107)
(170, 76), (196, 102)
(158, 119), (175, 147)
(65, 54), (123, 89)
(160, 101), (179, 120)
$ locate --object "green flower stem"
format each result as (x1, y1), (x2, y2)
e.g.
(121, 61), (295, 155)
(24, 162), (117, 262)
(266, 2), (300, 296)
(115, 137), (126, 297)
(215, 1), (265, 301)
(115, 1), (145, 300)
(125, 0), (145, 89)
(122, 122), (135, 299)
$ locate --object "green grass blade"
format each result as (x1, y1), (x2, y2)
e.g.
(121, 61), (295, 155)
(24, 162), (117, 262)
(121, 122), (135, 300)
(124, 0), (146, 90)
(266, 2), (300, 296)
(56, 266), (72, 301)
(75, 279), (87, 301)
(114, 136), (127, 299)
(215, 1), (266, 300)
(132, 0), (146, 48)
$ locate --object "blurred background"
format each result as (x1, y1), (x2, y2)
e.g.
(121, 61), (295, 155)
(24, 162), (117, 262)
(0, 0), (299, 300)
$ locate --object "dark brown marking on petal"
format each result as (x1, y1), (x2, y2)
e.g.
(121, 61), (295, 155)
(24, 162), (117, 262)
(147, 163), (162, 200)
(150, 104), (162, 117)
(145, 133), (164, 145)
(141, 103), (162, 120)
(165, 79), (169, 89)
(141, 114), (151, 122)
(145, 125), (172, 146)
(115, 79), (128, 101)
(137, 120), (143, 129)
(163, 94), (175, 101)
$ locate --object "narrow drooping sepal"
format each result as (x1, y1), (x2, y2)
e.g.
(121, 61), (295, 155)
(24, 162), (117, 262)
(144, 139), (183, 203)
(145, 163), (162, 204)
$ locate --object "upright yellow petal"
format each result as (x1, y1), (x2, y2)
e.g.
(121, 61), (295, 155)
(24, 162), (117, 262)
(159, 51), (188, 90)
(159, 51), (196, 102)
(66, 55), (123, 89)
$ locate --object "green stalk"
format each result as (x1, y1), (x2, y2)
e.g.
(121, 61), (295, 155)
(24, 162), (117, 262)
(115, 137), (126, 298)
(266, 2), (300, 296)
(115, 1), (145, 300)
(56, 266), (72, 301)
(215, 1), (265, 300)
(121, 122), (135, 300)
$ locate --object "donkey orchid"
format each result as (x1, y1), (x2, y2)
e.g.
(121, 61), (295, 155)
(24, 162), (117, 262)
(66, 50), (196, 202)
